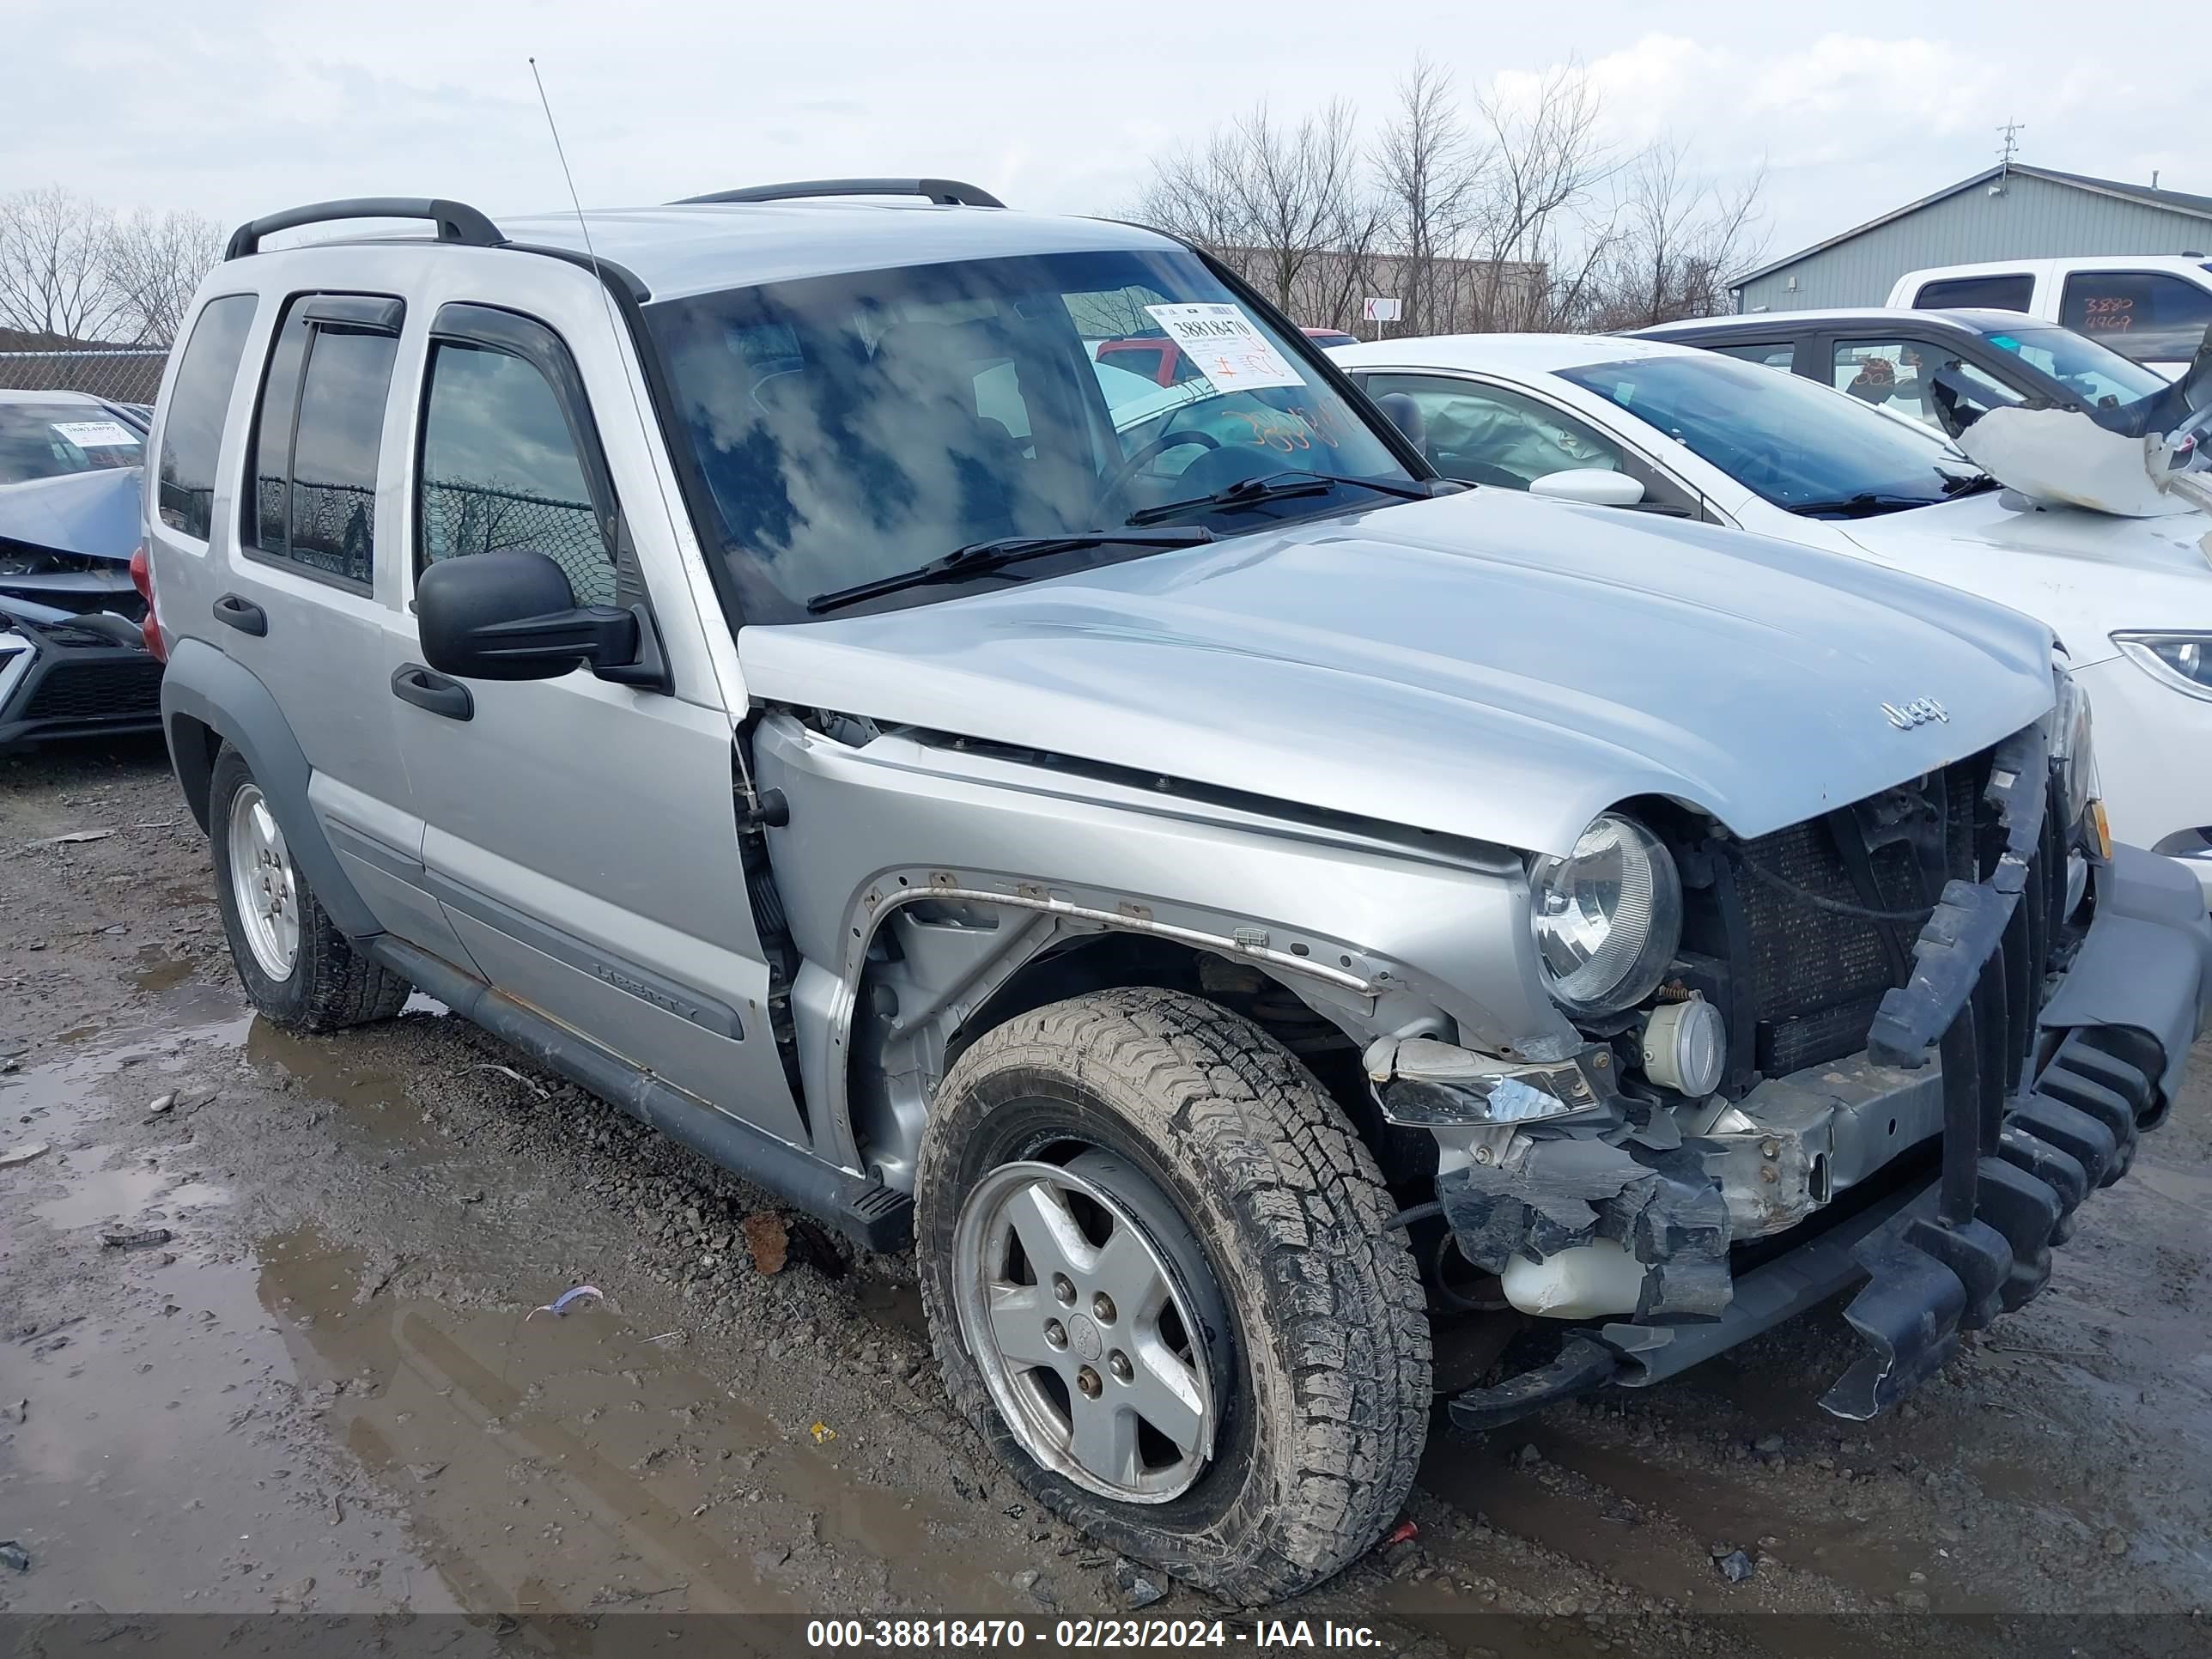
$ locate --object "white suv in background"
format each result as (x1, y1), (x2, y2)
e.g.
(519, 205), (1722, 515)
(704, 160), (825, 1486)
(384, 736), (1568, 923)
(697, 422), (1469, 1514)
(1887, 256), (2212, 378)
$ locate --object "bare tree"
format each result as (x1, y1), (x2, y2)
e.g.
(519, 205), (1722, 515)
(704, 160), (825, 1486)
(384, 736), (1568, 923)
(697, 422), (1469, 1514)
(1125, 57), (1764, 340)
(0, 186), (122, 343)
(1583, 144), (1769, 330)
(106, 209), (224, 344)
(1464, 62), (1622, 331)
(1131, 100), (1381, 331)
(1370, 55), (1486, 336)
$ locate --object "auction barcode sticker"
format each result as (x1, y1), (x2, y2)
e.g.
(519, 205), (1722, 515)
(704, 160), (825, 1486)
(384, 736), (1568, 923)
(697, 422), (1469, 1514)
(1143, 303), (1304, 391)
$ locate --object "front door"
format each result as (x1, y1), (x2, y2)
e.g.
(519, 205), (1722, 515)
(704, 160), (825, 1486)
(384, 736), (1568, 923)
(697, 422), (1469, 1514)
(384, 295), (805, 1149)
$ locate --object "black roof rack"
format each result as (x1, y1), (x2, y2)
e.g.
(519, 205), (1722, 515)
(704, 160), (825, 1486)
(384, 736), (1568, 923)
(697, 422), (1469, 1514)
(673, 178), (1005, 210)
(224, 197), (505, 261)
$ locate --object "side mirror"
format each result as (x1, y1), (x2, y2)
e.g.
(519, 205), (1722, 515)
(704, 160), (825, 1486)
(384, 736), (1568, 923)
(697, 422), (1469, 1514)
(1528, 469), (1646, 507)
(417, 549), (640, 683)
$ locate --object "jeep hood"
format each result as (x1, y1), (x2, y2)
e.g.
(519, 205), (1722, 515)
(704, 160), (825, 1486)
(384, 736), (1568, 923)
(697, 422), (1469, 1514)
(738, 489), (2057, 856)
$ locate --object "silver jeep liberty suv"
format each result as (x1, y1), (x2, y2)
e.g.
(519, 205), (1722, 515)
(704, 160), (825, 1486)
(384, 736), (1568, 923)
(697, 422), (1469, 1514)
(143, 180), (2211, 1602)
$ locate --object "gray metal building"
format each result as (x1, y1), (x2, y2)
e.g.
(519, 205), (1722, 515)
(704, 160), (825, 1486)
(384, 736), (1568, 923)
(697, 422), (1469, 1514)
(1731, 165), (2212, 313)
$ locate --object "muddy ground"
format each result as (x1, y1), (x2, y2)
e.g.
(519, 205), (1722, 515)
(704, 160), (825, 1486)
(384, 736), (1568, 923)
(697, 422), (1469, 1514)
(3, 741), (2210, 1655)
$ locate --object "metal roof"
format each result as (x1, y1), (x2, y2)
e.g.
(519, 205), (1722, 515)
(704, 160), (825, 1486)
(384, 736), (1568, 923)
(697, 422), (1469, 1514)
(0, 387), (109, 407)
(1637, 307), (2048, 337)
(1328, 332), (1698, 374)
(1729, 165), (2212, 291)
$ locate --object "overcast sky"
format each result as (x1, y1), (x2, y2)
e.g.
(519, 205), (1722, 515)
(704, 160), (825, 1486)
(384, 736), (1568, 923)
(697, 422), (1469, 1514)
(8, 0), (2205, 267)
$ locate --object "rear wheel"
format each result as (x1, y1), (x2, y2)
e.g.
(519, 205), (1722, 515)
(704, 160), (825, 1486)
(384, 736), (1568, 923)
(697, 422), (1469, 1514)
(208, 744), (410, 1031)
(916, 988), (1431, 1603)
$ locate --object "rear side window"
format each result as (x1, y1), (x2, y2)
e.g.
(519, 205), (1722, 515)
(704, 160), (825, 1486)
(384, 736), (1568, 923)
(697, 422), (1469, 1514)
(418, 340), (617, 607)
(156, 295), (257, 539)
(1912, 273), (2033, 312)
(244, 295), (402, 588)
(2059, 270), (2212, 363)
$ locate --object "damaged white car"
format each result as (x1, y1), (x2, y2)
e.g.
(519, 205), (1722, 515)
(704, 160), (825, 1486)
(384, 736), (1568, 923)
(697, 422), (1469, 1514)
(1330, 332), (2212, 902)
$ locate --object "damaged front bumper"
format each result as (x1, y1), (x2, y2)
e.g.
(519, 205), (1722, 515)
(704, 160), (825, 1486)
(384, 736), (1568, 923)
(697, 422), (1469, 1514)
(0, 597), (162, 753)
(1414, 841), (2212, 1431)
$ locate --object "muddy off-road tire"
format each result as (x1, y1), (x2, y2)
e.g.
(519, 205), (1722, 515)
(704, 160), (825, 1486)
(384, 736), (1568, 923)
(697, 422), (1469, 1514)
(208, 744), (410, 1033)
(916, 988), (1431, 1602)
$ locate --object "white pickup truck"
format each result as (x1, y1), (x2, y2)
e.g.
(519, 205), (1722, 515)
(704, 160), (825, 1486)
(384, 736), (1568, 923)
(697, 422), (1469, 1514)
(1888, 256), (2212, 378)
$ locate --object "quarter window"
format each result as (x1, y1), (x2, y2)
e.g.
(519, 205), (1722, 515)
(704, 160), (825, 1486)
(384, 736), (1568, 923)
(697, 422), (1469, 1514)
(244, 295), (402, 587)
(1912, 273), (2033, 312)
(417, 340), (617, 607)
(2059, 270), (2212, 364)
(155, 294), (256, 538)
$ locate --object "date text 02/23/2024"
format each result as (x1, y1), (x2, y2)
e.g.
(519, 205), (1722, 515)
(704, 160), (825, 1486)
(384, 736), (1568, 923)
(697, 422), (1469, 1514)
(804, 1619), (1386, 1650)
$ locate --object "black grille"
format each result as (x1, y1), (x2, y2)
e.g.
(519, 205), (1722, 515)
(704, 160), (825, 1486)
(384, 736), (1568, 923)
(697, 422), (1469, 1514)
(1729, 756), (1996, 1078)
(21, 658), (164, 723)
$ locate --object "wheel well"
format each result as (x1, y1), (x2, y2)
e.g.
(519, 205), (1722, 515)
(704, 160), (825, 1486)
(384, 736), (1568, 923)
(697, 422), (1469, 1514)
(946, 934), (1435, 1193)
(168, 713), (221, 833)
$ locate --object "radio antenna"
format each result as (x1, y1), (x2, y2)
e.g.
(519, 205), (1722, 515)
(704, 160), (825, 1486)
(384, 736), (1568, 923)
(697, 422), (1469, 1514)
(527, 57), (764, 809)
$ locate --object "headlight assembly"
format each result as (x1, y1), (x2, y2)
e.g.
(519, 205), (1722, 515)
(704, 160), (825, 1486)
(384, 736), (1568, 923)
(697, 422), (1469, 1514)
(2049, 666), (2097, 830)
(2113, 631), (2212, 704)
(1528, 812), (1682, 1018)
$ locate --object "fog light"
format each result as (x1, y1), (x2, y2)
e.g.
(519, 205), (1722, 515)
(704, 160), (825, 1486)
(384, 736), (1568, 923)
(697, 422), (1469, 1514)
(1639, 995), (1725, 1096)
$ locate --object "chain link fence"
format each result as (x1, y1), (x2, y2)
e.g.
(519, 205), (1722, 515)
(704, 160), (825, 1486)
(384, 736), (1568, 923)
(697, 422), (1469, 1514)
(0, 348), (170, 407)
(422, 477), (615, 605)
(244, 475), (615, 605)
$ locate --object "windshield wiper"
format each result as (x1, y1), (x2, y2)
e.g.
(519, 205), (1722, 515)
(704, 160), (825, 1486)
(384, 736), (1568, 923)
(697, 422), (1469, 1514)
(1783, 493), (1937, 520)
(1126, 469), (1434, 527)
(805, 526), (1214, 615)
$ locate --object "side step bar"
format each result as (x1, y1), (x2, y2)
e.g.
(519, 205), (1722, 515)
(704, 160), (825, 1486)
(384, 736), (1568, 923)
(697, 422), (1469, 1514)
(371, 938), (914, 1252)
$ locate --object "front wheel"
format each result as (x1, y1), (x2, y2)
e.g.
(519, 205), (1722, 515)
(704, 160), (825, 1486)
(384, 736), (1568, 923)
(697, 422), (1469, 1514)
(916, 988), (1431, 1603)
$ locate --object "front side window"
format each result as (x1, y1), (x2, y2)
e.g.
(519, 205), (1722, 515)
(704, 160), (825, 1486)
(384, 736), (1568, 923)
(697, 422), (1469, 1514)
(0, 401), (143, 487)
(1830, 338), (2021, 433)
(1982, 324), (2167, 407)
(244, 295), (402, 587)
(1558, 352), (1984, 518)
(155, 294), (256, 536)
(417, 341), (616, 607)
(647, 248), (1413, 621)
(2059, 270), (2212, 363)
(1359, 372), (1629, 489)
(1913, 273), (2033, 312)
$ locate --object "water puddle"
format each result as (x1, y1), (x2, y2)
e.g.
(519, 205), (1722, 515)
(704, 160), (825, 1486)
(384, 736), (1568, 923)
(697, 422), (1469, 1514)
(132, 947), (196, 994)
(5, 1000), (1042, 1616)
(1420, 1413), (1990, 1610)
(33, 1155), (227, 1230)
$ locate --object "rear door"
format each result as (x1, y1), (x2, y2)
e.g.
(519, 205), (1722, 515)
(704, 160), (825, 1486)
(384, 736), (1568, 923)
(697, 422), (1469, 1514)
(210, 287), (475, 964)
(383, 284), (806, 1148)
